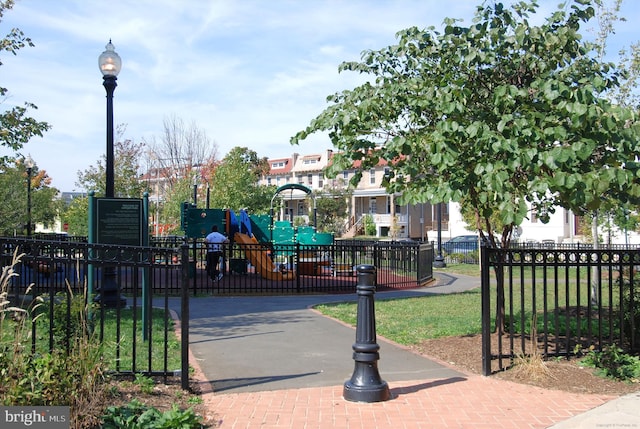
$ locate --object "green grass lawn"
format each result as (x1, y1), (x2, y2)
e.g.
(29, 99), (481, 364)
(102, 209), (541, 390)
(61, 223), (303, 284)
(316, 290), (482, 346)
(317, 263), (625, 345)
(95, 307), (182, 373)
(1, 305), (182, 374)
(434, 263), (482, 277)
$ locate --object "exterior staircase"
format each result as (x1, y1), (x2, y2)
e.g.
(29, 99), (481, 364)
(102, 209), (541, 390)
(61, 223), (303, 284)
(342, 216), (364, 238)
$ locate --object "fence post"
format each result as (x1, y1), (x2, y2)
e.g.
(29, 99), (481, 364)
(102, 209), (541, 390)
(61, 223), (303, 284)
(296, 241), (301, 293)
(481, 245), (492, 376)
(343, 264), (390, 402)
(180, 243), (190, 390)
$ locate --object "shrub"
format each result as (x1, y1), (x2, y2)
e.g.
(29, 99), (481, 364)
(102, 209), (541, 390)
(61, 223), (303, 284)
(580, 345), (640, 382)
(0, 251), (108, 428)
(617, 277), (640, 347)
(363, 214), (376, 236)
(101, 399), (204, 429)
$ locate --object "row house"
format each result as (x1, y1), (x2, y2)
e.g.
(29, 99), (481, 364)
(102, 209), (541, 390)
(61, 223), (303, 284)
(259, 150), (640, 245)
(259, 150), (446, 239)
(137, 151), (638, 245)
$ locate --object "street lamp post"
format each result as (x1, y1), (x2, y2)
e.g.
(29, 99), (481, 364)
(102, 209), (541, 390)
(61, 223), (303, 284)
(98, 40), (124, 308)
(99, 40), (121, 198)
(25, 155), (34, 237)
(433, 202), (446, 268)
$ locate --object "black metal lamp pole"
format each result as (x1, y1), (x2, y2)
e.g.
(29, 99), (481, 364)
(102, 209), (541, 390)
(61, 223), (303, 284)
(103, 76), (116, 198)
(25, 155), (34, 237)
(433, 202), (446, 268)
(98, 40), (124, 308)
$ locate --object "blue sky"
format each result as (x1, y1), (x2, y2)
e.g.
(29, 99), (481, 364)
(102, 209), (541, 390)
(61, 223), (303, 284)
(2, 0), (640, 192)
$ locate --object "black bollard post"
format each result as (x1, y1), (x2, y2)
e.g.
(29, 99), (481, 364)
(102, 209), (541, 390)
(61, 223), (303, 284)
(343, 264), (390, 402)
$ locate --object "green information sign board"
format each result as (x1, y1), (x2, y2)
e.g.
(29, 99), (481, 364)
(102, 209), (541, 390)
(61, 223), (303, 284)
(96, 198), (143, 246)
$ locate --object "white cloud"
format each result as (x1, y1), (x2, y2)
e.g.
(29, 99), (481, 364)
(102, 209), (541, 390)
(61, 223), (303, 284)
(2, 0), (639, 191)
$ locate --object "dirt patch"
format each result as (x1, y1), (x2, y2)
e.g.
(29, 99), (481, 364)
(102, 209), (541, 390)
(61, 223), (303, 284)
(412, 335), (639, 396)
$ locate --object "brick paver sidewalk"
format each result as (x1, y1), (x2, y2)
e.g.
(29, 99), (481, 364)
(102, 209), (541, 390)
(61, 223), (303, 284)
(197, 374), (612, 428)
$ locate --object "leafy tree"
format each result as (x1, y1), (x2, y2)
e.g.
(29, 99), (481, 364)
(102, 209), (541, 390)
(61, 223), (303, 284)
(0, 158), (60, 235)
(585, 0), (640, 246)
(312, 183), (351, 234)
(71, 128), (149, 236)
(0, 1), (50, 166)
(159, 176), (194, 236)
(76, 126), (149, 198)
(208, 147), (275, 213)
(60, 196), (88, 237)
(292, 0), (640, 328)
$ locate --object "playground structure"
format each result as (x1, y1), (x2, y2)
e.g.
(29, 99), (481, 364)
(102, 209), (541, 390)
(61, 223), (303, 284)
(180, 184), (336, 281)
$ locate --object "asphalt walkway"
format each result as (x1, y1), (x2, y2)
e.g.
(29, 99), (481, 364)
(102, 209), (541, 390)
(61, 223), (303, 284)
(175, 272), (640, 428)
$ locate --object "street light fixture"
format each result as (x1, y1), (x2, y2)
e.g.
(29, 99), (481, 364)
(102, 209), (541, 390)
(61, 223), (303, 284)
(25, 154), (34, 237)
(98, 39), (121, 198)
(433, 202), (446, 268)
(98, 40), (124, 308)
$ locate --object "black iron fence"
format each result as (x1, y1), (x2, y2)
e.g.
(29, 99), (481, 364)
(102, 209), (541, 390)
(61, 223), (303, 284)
(440, 240), (638, 265)
(180, 238), (429, 295)
(481, 244), (640, 376)
(1, 237), (190, 388)
(3, 237), (429, 297)
(1, 236), (430, 386)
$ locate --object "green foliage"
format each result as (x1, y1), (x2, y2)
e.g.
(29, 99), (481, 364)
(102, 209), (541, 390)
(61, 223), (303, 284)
(0, 2), (51, 165)
(134, 374), (155, 395)
(0, 159), (61, 235)
(60, 195), (89, 237)
(580, 345), (640, 382)
(99, 308), (182, 371)
(208, 146), (276, 213)
(0, 252), (106, 426)
(75, 132), (149, 198)
(157, 176), (194, 236)
(292, 0), (640, 244)
(101, 399), (203, 429)
(293, 216), (306, 228)
(313, 184), (351, 233)
(48, 290), (93, 349)
(617, 277), (640, 346)
(363, 214), (376, 236)
(71, 134), (150, 233)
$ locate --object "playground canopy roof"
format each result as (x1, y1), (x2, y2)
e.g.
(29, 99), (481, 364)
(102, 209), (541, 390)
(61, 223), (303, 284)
(270, 183), (314, 205)
(274, 183), (312, 195)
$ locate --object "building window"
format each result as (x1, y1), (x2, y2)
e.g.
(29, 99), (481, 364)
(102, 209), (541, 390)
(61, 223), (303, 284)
(369, 169), (376, 185)
(343, 171), (349, 181)
(271, 161), (285, 169)
(276, 176), (281, 185)
(267, 177), (272, 186)
(318, 174), (323, 188)
(307, 174), (313, 186)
